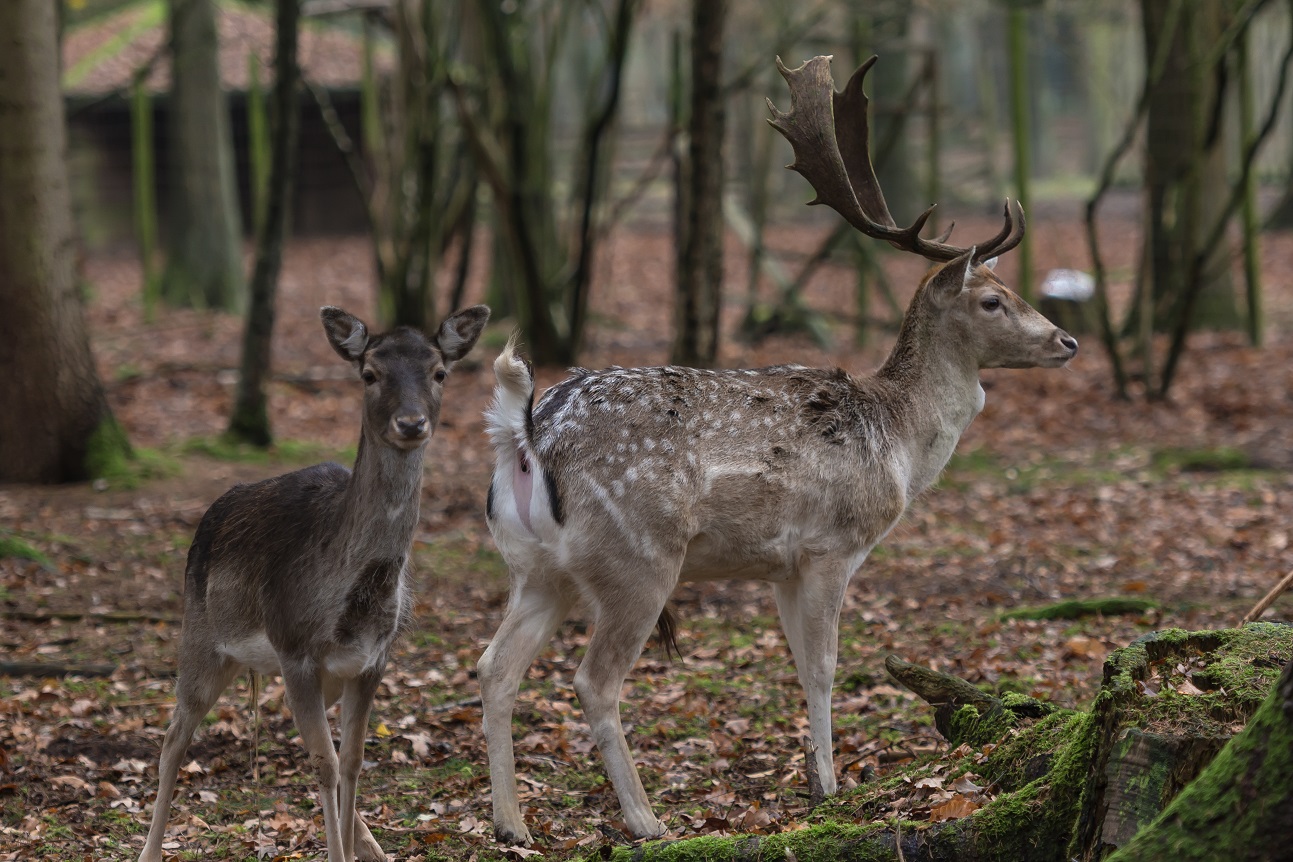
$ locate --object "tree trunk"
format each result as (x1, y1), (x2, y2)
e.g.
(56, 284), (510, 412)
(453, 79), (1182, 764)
(163, 0), (244, 311)
(0, 0), (130, 484)
(1140, 0), (1238, 332)
(228, 0), (301, 446)
(671, 0), (726, 368)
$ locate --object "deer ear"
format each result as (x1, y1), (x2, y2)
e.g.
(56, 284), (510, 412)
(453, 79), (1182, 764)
(435, 304), (491, 364)
(321, 306), (369, 362)
(927, 247), (977, 307)
(983, 256), (998, 271)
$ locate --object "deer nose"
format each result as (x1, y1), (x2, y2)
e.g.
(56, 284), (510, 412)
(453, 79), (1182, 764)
(1059, 333), (1078, 353)
(394, 414), (428, 439)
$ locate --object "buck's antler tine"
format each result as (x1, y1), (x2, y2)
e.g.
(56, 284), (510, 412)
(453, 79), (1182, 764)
(979, 200), (1027, 260)
(771, 55), (1029, 265)
(972, 200), (1016, 261)
(769, 55), (970, 262)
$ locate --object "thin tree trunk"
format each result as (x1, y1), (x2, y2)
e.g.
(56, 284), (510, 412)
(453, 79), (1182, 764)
(228, 0), (300, 446)
(0, 0), (130, 483)
(163, 0), (244, 311)
(672, 0), (726, 368)
(1007, 6), (1034, 303)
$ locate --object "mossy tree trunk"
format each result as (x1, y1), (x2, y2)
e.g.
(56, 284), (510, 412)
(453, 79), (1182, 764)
(228, 0), (300, 447)
(0, 0), (131, 484)
(163, 0), (244, 311)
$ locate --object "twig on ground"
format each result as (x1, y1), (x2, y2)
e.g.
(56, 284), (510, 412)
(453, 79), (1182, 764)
(1241, 568), (1293, 625)
(802, 735), (826, 807)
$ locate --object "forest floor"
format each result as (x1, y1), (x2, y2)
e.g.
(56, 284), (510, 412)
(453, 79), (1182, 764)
(2, 203), (1293, 861)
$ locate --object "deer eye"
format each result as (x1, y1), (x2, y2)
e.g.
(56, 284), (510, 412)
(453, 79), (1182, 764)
(433, 368), (447, 383)
(981, 296), (1002, 311)
(361, 368), (378, 385)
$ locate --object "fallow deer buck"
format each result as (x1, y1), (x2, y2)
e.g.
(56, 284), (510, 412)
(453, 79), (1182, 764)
(137, 304), (489, 862)
(479, 55), (1077, 844)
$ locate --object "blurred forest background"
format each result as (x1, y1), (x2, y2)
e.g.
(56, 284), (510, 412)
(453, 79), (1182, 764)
(2, 0), (1293, 859)
(5, 0), (1292, 480)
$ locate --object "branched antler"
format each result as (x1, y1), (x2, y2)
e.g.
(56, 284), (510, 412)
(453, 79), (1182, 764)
(767, 54), (1024, 263)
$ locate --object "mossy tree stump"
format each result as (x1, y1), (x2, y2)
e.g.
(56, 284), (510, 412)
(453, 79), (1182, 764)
(610, 624), (1292, 862)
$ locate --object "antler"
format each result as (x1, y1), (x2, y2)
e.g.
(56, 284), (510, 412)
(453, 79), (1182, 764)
(766, 54), (1025, 263)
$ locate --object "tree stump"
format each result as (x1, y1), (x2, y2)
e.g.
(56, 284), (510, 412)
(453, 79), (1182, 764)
(611, 624), (1293, 862)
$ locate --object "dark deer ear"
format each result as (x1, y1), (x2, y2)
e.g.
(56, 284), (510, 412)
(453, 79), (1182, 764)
(927, 247), (976, 308)
(321, 306), (369, 362)
(435, 305), (491, 364)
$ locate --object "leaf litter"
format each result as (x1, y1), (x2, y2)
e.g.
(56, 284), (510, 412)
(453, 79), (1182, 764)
(1, 217), (1292, 859)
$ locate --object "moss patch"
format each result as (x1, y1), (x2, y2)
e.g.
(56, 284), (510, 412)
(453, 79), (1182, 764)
(1002, 598), (1157, 621)
(0, 533), (53, 568)
(83, 416), (133, 482)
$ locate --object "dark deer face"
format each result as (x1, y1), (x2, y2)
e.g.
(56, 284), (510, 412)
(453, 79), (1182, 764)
(321, 306), (491, 451)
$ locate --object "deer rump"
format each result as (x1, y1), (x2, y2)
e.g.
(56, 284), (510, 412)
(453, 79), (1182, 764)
(485, 350), (907, 605)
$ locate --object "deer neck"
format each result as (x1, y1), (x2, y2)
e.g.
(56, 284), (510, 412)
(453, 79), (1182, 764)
(339, 431), (426, 559)
(877, 309), (984, 492)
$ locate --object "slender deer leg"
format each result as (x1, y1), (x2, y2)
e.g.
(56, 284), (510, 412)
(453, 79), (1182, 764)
(138, 655), (241, 862)
(573, 580), (675, 841)
(773, 561), (852, 797)
(337, 670), (385, 862)
(282, 663), (346, 862)
(478, 578), (574, 845)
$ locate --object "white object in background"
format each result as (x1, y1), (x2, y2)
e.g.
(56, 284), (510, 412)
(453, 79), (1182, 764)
(1041, 268), (1095, 302)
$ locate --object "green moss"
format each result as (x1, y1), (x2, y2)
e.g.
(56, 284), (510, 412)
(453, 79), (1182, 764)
(1002, 598), (1157, 621)
(0, 533), (52, 567)
(947, 703), (1019, 749)
(182, 435), (343, 465)
(607, 821), (900, 862)
(83, 416), (133, 481)
(1151, 445), (1250, 472)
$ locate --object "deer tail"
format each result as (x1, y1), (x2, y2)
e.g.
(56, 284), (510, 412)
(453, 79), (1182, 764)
(485, 333), (535, 456)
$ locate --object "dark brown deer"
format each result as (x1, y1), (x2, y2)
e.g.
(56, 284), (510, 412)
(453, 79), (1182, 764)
(478, 55), (1076, 844)
(137, 305), (489, 862)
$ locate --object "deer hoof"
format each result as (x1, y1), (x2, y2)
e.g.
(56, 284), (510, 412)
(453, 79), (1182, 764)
(354, 821), (387, 861)
(629, 817), (668, 841)
(494, 823), (534, 847)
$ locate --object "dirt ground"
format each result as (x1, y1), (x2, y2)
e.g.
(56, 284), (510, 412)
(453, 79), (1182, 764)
(2, 203), (1292, 860)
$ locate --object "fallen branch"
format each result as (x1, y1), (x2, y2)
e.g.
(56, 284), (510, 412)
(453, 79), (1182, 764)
(1240, 567), (1293, 625)
(884, 655), (997, 711)
(802, 736), (826, 806)
(0, 661), (117, 678)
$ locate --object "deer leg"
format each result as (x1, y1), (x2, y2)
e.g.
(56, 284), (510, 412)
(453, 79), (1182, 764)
(574, 584), (674, 840)
(282, 661), (347, 862)
(138, 654), (241, 862)
(773, 562), (851, 797)
(477, 577), (574, 846)
(336, 669), (384, 862)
